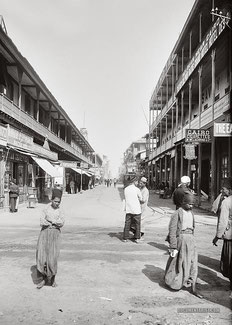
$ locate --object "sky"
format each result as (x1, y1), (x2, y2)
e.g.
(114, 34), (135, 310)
(1, 0), (195, 177)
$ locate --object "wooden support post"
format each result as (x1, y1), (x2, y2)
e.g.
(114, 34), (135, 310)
(188, 80), (192, 176)
(48, 103), (52, 131)
(17, 68), (23, 109)
(197, 143), (202, 206)
(181, 90), (184, 138)
(180, 143), (183, 177)
(210, 49), (216, 203)
(58, 113), (61, 137)
(174, 146), (178, 187)
(36, 87), (40, 121)
(164, 155), (167, 183)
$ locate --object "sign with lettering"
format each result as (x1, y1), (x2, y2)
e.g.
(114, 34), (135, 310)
(7, 126), (33, 150)
(214, 123), (232, 137)
(184, 144), (197, 160)
(185, 129), (212, 143)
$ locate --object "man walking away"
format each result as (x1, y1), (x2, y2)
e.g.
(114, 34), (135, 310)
(123, 176), (144, 243)
(173, 176), (193, 210)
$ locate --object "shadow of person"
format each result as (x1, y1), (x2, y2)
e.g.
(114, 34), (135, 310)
(198, 254), (220, 273)
(117, 187), (124, 201)
(196, 266), (231, 309)
(30, 265), (43, 285)
(108, 232), (123, 241)
(142, 264), (169, 290)
(147, 242), (169, 254)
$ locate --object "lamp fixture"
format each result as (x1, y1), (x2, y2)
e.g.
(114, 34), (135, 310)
(211, 7), (231, 28)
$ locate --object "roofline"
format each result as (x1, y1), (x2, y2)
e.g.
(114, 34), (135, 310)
(0, 27), (94, 153)
(150, 0), (200, 101)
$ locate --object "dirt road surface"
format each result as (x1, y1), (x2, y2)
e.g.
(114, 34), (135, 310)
(0, 185), (231, 325)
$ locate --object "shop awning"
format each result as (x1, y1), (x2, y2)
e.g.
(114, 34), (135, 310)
(71, 167), (82, 174)
(71, 168), (91, 177)
(82, 170), (91, 177)
(32, 157), (62, 178)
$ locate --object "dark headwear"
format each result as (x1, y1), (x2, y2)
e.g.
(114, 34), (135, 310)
(222, 178), (232, 190)
(182, 193), (195, 206)
(128, 176), (137, 184)
(52, 188), (62, 200)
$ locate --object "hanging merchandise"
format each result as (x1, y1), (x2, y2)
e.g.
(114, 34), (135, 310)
(184, 144), (197, 160)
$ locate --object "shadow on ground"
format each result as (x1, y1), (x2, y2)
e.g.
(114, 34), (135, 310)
(142, 264), (167, 289)
(30, 265), (43, 285)
(108, 232), (123, 241)
(147, 241), (169, 255)
(143, 244), (232, 310)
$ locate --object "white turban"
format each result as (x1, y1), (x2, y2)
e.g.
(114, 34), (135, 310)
(181, 176), (191, 184)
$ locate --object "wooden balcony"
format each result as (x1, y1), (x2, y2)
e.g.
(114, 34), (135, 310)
(0, 94), (91, 164)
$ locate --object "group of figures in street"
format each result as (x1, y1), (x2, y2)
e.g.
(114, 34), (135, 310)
(122, 174), (232, 299)
(34, 174), (232, 301)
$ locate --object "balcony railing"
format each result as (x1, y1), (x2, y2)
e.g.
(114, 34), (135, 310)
(0, 94), (91, 164)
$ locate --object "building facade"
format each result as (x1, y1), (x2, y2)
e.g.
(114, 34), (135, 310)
(122, 138), (147, 176)
(147, 0), (232, 204)
(0, 19), (95, 208)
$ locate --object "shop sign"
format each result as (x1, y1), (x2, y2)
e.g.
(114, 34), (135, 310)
(184, 144), (197, 160)
(61, 161), (80, 168)
(185, 129), (212, 143)
(214, 123), (232, 137)
(80, 162), (89, 169)
(8, 152), (29, 162)
(33, 143), (58, 161)
(0, 124), (7, 146)
(7, 126), (33, 151)
(176, 17), (226, 93)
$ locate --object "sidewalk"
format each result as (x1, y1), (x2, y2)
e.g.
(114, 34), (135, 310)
(148, 190), (212, 212)
(148, 190), (217, 227)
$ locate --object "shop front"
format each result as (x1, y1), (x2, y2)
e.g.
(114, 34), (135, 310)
(0, 124), (60, 209)
(59, 161), (92, 193)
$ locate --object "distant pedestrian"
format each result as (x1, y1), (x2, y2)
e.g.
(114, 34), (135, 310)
(122, 176), (144, 243)
(36, 189), (65, 289)
(159, 182), (165, 198)
(212, 179), (232, 299)
(69, 179), (75, 194)
(164, 193), (202, 298)
(173, 176), (193, 209)
(9, 179), (19, 213)
(113, 178), (117, 188)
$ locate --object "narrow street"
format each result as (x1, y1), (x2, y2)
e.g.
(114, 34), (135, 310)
(0, 185), (231, 325)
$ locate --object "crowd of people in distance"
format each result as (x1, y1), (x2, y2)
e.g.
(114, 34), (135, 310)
(104, 178), (117, 187)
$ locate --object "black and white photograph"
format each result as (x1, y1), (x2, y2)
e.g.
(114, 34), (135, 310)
(0, 0), (231, 324)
